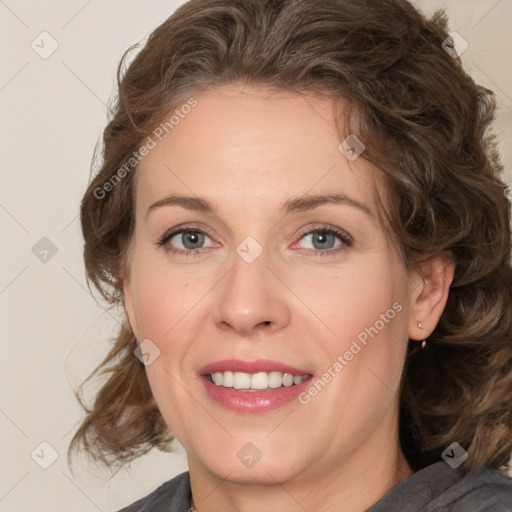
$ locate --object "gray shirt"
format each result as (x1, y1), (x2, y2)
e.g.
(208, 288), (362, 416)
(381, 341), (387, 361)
(117, 461), (512, 511)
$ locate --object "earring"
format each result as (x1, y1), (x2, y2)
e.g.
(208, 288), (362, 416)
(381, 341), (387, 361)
(416, 321), (426, 348)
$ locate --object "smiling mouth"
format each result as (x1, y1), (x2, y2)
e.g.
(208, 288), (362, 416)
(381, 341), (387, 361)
(204, 371), (311, 391)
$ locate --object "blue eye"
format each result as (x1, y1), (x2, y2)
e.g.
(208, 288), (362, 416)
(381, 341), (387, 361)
(296, 226), (353, 255)
(171, 230), (207, 250)
(158, 228), (214, 255)
(301, 231), (339, 250)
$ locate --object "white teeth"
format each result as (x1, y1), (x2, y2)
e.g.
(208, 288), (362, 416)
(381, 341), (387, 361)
(233, 372), (251, 390)
(251, 372), (269, 390)
(268, 371), (283, 388)
(282, 373), (294, 387)
(210, 371), (309, 390)
(222, 371), (234, 387)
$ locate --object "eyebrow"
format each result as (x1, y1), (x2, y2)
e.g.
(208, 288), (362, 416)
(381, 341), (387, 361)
(146, 192), (372, 218)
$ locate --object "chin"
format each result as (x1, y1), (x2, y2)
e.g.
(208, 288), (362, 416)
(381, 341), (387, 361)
(203, 457), (305, 485)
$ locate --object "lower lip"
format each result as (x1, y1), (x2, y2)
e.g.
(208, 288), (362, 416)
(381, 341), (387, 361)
(201, 376), (312, 413)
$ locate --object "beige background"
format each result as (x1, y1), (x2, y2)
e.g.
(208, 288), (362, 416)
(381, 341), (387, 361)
(0, 1), (510, 510)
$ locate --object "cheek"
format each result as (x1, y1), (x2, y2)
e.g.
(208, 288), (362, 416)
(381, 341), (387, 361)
(129, 250), (214, 340)
(290, 253), (410, 401)
(287, 256), (406, 344)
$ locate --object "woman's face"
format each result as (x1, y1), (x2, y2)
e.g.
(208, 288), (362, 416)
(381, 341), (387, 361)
(124, 84), (423, 486)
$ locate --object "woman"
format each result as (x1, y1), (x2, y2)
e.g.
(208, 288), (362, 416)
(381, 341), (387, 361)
(71, 0), (512, 510)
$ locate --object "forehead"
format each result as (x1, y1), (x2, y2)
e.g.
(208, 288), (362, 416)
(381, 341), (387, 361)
(135, 84), (378, 216)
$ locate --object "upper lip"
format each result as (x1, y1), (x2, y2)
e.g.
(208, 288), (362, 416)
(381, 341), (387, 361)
(199, 359), (312, 376)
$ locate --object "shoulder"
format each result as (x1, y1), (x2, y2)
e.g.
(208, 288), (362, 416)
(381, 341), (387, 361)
(115, 471), (191, 512)
(368, 462), (512, 512)
(432, 465), (512, 512)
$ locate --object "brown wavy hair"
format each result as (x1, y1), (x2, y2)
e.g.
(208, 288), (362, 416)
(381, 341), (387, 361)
(70, 0), (512, 475)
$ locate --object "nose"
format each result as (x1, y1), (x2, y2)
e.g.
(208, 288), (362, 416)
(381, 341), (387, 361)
(212, 246), (291, 337)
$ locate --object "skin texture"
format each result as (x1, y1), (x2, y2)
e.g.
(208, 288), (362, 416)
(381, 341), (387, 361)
(123, 84), (454, 512)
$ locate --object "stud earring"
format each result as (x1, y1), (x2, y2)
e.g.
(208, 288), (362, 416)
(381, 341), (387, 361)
(417, 321), (424, 329)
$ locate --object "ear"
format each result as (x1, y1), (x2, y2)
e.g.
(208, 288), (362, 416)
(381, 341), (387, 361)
(408, 252), (455, 340)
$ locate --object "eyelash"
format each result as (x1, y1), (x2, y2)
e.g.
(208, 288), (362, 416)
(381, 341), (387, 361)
(156, 224), (353, 257)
